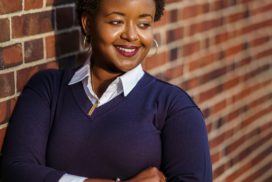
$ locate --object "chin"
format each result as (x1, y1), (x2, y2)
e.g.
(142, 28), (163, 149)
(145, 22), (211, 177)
(118, 61), (141, 71)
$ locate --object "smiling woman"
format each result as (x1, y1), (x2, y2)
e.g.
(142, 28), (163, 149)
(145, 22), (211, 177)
(80, 0), (157, 97)
(1, 0), (212, 182)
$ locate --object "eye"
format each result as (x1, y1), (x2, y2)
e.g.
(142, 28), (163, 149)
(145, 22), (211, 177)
(138, 22), (151, 29)
(109, 20), (123, 25)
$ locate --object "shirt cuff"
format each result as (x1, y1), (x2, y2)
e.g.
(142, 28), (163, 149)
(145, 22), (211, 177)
(58, 173), (88, 182)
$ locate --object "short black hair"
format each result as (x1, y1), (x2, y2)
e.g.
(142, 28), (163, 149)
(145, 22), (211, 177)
(76, 0), (165, 35)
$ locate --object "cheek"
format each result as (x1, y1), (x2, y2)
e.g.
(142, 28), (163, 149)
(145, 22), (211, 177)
(102, 28), (121, 43)
(139, 30), (154, 48)
(93, 22), (121, 45)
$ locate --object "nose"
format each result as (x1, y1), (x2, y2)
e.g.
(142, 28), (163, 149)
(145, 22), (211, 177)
(120, 23), (139, 42)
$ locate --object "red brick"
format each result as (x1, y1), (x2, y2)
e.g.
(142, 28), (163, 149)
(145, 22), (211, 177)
(170, 9), (178, 23)
(45, 30), (80, 58)
(226, 163), (252, 181)
(254, 48), (272, 60)
(243, 64), (271, 82)
(210, 0), (235, 11)
(0, 101), (8, 124)
(0, 18), (10, 42)
(215, 31), (237, 44)
(209, 128), (234, 148)
(16, 66), (39, 92)
(211, 99), (227, 114)
(24, 38), (44, 62)
(251, 3), (272, 16)
(211, 151), (222, 164)
(163, 65), (183, 81)
(0, 98), (17, 124)
(0, 0), (22, 14)
(0, 126), (7, 151)
(227, 11), (246, 23)
(24, 0), (43, 10)
(231, 80), (271, 104)
(226, 133), (272, 181)
(198, 84), (223, 103)
(12, 11), (54, 38)
(40, 61), (58, 70)
(201, 66), (228, 84)
(181, 3), (209, 19)
(182, 41), (201, 56)
(0, 44), (23, 68)
(240, 19), (272, 35)
(224, 127), (264, 155)
(56, 7), (74, 30)
(215, 19), (272, 46)
(0, 72), (15, 98)
(225, 43), (244, 58)
(188, 18), (223, 36)
(46, 0), (74, 6)
(204, 37), (211, 49)
(249, 93), (272, 109)
(180, 78), (199, 90)
(170, 48), (178, 61)
(213, 164), (226, 178)
(10, 97), (17, 115)
(188, 52), (218, 71)
(241, 106), (272, 129)
(206, 122), (212, 133)
(227, 132), (265, 167)
(244, 160), (272, 182)
(223, 77), (240, 90)
(250, 36), (270, 47)
(239, 0), (253, 3)
(166, 0), (180, 3)
(143, 51), (168, 70)
(46, 36), (55, 58)
(236, 57), (252, 68)
(166, 27), (183, 43)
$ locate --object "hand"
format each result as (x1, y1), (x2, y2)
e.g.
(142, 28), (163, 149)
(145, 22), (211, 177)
(126, 167), (166, 182)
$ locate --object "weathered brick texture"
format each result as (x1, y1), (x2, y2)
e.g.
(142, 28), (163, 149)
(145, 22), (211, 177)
(0, 0), (272, 181)
(12, 11), (54, 38)
(0, 0), (22, 14)
(0, 18), (10, 43)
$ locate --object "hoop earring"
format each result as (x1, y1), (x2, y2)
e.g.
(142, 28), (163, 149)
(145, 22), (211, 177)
(151, 39), (159, 57)
(83, 36), (87, 47)
(83, 35), (92, 53)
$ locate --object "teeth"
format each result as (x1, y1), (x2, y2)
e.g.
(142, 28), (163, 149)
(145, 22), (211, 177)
(117, 46), (136, 53)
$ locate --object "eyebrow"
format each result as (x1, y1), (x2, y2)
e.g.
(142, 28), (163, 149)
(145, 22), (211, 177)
(105, 12), (153, 19)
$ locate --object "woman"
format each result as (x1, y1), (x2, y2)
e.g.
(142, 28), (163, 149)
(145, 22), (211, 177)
(1, 0), (212, 181)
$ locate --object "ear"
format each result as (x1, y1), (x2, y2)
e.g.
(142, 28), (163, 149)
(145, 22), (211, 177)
(81, 13), (90, 35)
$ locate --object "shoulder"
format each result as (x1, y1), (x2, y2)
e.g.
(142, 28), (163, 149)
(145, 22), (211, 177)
(145, 73), (198, 110)
(23, 69), (75, 99)
(26, 69), (74, 88)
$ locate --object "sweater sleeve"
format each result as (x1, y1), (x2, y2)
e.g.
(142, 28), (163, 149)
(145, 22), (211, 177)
(1, 70), (66, 182)
(160, 91), (212, 182)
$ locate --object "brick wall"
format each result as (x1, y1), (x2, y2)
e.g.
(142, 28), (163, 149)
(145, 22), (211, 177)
(0, 0), (272, 181)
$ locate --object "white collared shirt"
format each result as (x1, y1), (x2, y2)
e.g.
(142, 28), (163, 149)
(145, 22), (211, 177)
(59, 59), (144, 182)
(68, 59), (144, 106)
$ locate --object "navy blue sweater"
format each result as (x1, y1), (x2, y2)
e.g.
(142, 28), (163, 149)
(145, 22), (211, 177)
(2, 69), (212, 181)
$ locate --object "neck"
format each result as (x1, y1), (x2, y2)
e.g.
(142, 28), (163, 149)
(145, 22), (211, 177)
(90, 63), (121, 98)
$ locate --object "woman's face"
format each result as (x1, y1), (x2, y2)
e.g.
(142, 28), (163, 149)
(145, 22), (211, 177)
(82, 0), (156, 73)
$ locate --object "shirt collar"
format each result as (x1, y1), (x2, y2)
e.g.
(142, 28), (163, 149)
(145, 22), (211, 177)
(68, 58), (144, 97)
(68, 60), (90, 85)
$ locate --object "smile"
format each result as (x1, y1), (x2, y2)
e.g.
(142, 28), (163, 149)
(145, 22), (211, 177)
(115, 45), (139, 57)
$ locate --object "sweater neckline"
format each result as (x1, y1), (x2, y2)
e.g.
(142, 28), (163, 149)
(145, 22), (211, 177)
(70, 71), (154, 120)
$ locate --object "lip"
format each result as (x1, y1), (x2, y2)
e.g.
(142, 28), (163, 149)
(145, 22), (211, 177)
(114, 45), (140, 57)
